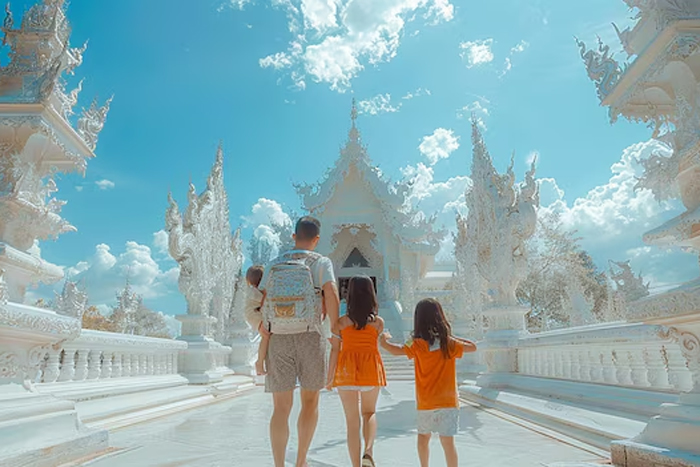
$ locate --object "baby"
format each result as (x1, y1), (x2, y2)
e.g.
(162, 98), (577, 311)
(243, 265), (268, 375)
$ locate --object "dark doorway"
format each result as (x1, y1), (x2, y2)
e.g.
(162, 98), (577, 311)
(339, 276), (377, 300)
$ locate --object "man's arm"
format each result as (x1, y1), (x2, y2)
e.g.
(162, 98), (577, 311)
(379, 332), (406, 356)
(322, 281), (340, 333)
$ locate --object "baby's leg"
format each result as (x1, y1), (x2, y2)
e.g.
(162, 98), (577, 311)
(256, 333), (270, 375)
(439, 436), (457, 467)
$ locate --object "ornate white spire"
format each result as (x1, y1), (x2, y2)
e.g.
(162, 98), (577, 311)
(575, 36), (623, 102)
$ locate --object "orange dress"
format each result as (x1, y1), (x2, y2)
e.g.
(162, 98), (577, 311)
(333, 325), (387, 388)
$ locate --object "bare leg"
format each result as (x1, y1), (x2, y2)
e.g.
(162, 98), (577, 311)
(339, 390), (362, 467)
(256, 333), (270, 375)
(296, 388), (320, 467)
(360, 388), (380, 458)
(417, 433), (431, 467)
(439, 436), (458, 467)
(271, 391), (293, 467)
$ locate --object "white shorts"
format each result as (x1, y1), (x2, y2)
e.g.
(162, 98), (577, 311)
(336, 386), (378, 392)
(417, 408), (459, 437)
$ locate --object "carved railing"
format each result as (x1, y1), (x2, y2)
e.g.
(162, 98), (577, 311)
(37, 330), (186, 384)
(514, 322), (693, 393)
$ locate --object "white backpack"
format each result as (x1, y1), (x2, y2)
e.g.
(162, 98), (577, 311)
(262, 251), (323, 334)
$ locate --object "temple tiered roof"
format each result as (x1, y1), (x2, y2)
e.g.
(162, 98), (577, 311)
(295, 100), (444, 252)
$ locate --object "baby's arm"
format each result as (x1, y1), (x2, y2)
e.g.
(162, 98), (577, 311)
(379, 332), (406, 356)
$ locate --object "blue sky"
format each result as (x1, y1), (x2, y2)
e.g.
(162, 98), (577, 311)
(18, 0), (696, 317)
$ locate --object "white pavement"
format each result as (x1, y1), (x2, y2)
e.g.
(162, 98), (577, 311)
(73, 381), (608, 467)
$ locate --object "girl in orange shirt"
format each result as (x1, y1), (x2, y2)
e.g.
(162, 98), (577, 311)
(326, 275), (387, 467)
(380, 298), (476, 467)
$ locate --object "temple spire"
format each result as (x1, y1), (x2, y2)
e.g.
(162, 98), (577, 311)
(351, 98), (358, 127)
(348, 99), (360, 145)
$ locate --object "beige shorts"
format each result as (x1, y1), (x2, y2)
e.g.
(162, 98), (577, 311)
(265, 332), (327, 393)
(417, 408), (459, 437)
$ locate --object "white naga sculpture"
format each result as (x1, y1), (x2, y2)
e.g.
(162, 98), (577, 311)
(54, 280), (88, 319)
(609, 260), (650, 303)
(461, 118), (539, 309)
(165, 144), (242, 340)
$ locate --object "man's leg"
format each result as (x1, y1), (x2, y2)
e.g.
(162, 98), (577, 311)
(296, 388), (320, 467)
(295, 332), (327, 467)
(271, 390), (293, 467)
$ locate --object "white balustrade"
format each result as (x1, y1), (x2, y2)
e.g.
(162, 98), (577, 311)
(38, 330), (186, 384)
(515, 322), (693, 393)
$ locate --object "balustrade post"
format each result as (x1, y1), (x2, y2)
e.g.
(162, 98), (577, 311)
(147, 354), (155, 375)
(666, 345), (694, 392)
(58, 350), (76, 382)
(561, 350), (572, 379)
(588, 349), (603, 383)
(628, 347), (650, 388)
(553, 351), (563, 378)
(101, 352), (113, 379)
(601, 349), (617, 385)
(167, 353), (175, 374)
(130, 354), (139, 376)
(113, 353), (124, 378)
(43, 348), (61, 383)
(140, 354), (148, 375)
(643, 345), (672, 390)
(570, 349), (581, 381)
(87, 350), (102, 380)
(613, 350), (633, 386)
(578, 349), (591, 382)
(73, 349), (89, 381)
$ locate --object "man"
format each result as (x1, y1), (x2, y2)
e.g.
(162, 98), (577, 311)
(259, 216), (340, 467)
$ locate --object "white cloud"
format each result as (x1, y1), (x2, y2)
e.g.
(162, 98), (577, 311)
(233, 0), (455, 91)
(75, 186), (84, 192)
(243, 198), (292, 227)
(418, 128), (460, 165)
(511, 40), (529, 54)
(501, 39), (529, 77)
(457, 100), (489, 129)
(425, 0), (454, 24)
(95, 179), (115, 190)
(153, 230), (170, 256)
(259, 51), (295, 70)
(219, 0), (254, 11)
(459, 39), (494, 68)
(402, 87), (431, 100)
(542, 140), (696, 288)
(357, 93), (401, 115)
(59, 241), (180, 312)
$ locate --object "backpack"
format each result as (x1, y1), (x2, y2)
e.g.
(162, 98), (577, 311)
(262, 251), (323, 334)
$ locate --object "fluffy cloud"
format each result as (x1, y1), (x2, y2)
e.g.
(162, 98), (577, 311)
(541, 140), (696, 287)
(61, 241), (179, 310)
(456, 99), (489, 130)
(418, 128), (460, 165)
(501, 39), (529, 77)
(242, 197), (292, 227)
(357, 94), (401, 115)
(459, 39), (494, 68)
(234, 0), (456, 91)
(153, 230), (170, 256)
(95, 179), (115, 190)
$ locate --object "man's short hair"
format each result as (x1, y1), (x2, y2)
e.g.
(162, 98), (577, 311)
(246, 265), (264, 288)
(295, 216), (321, 241)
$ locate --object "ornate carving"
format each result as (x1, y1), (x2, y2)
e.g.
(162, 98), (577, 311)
(610, 259), (650, 307)
(77, 96), (112, 151)
(576, 36), (624, 102)
(460, 118), (539, 307)
(662, 327), (700, 390)
(166, 144), (242, 340)
(0, 268), (7, 308)
(0, 303), (81, 338)
(54, 280), (87, 319)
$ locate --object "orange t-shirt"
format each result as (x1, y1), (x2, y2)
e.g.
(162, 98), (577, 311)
(403, 338), (464, 411)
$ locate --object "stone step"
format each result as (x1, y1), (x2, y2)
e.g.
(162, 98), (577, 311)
(460, 381), (646, 451)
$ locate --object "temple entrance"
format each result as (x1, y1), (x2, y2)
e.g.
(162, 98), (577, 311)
(339, 276), (377, 301)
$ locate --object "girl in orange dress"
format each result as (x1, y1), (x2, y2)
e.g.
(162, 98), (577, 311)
(380, 298), (477, 467)
(326, 275), (386, 467)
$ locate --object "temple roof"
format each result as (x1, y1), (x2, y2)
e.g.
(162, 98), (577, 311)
(295, 101), (444, 252)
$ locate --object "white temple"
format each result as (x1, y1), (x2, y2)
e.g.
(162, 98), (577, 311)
(295, 100), (446, 335)
(1, 1), (700, 466)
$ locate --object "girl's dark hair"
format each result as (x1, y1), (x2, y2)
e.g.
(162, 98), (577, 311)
(413, 298), (453, 358)
(346, 275), (378, 330)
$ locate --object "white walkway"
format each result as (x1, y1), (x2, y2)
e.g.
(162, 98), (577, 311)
(76, 381), (608, 467)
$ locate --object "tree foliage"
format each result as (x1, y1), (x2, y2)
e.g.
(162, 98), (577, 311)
(82, 304), (172, 338)
(517, 212), (609, 331)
